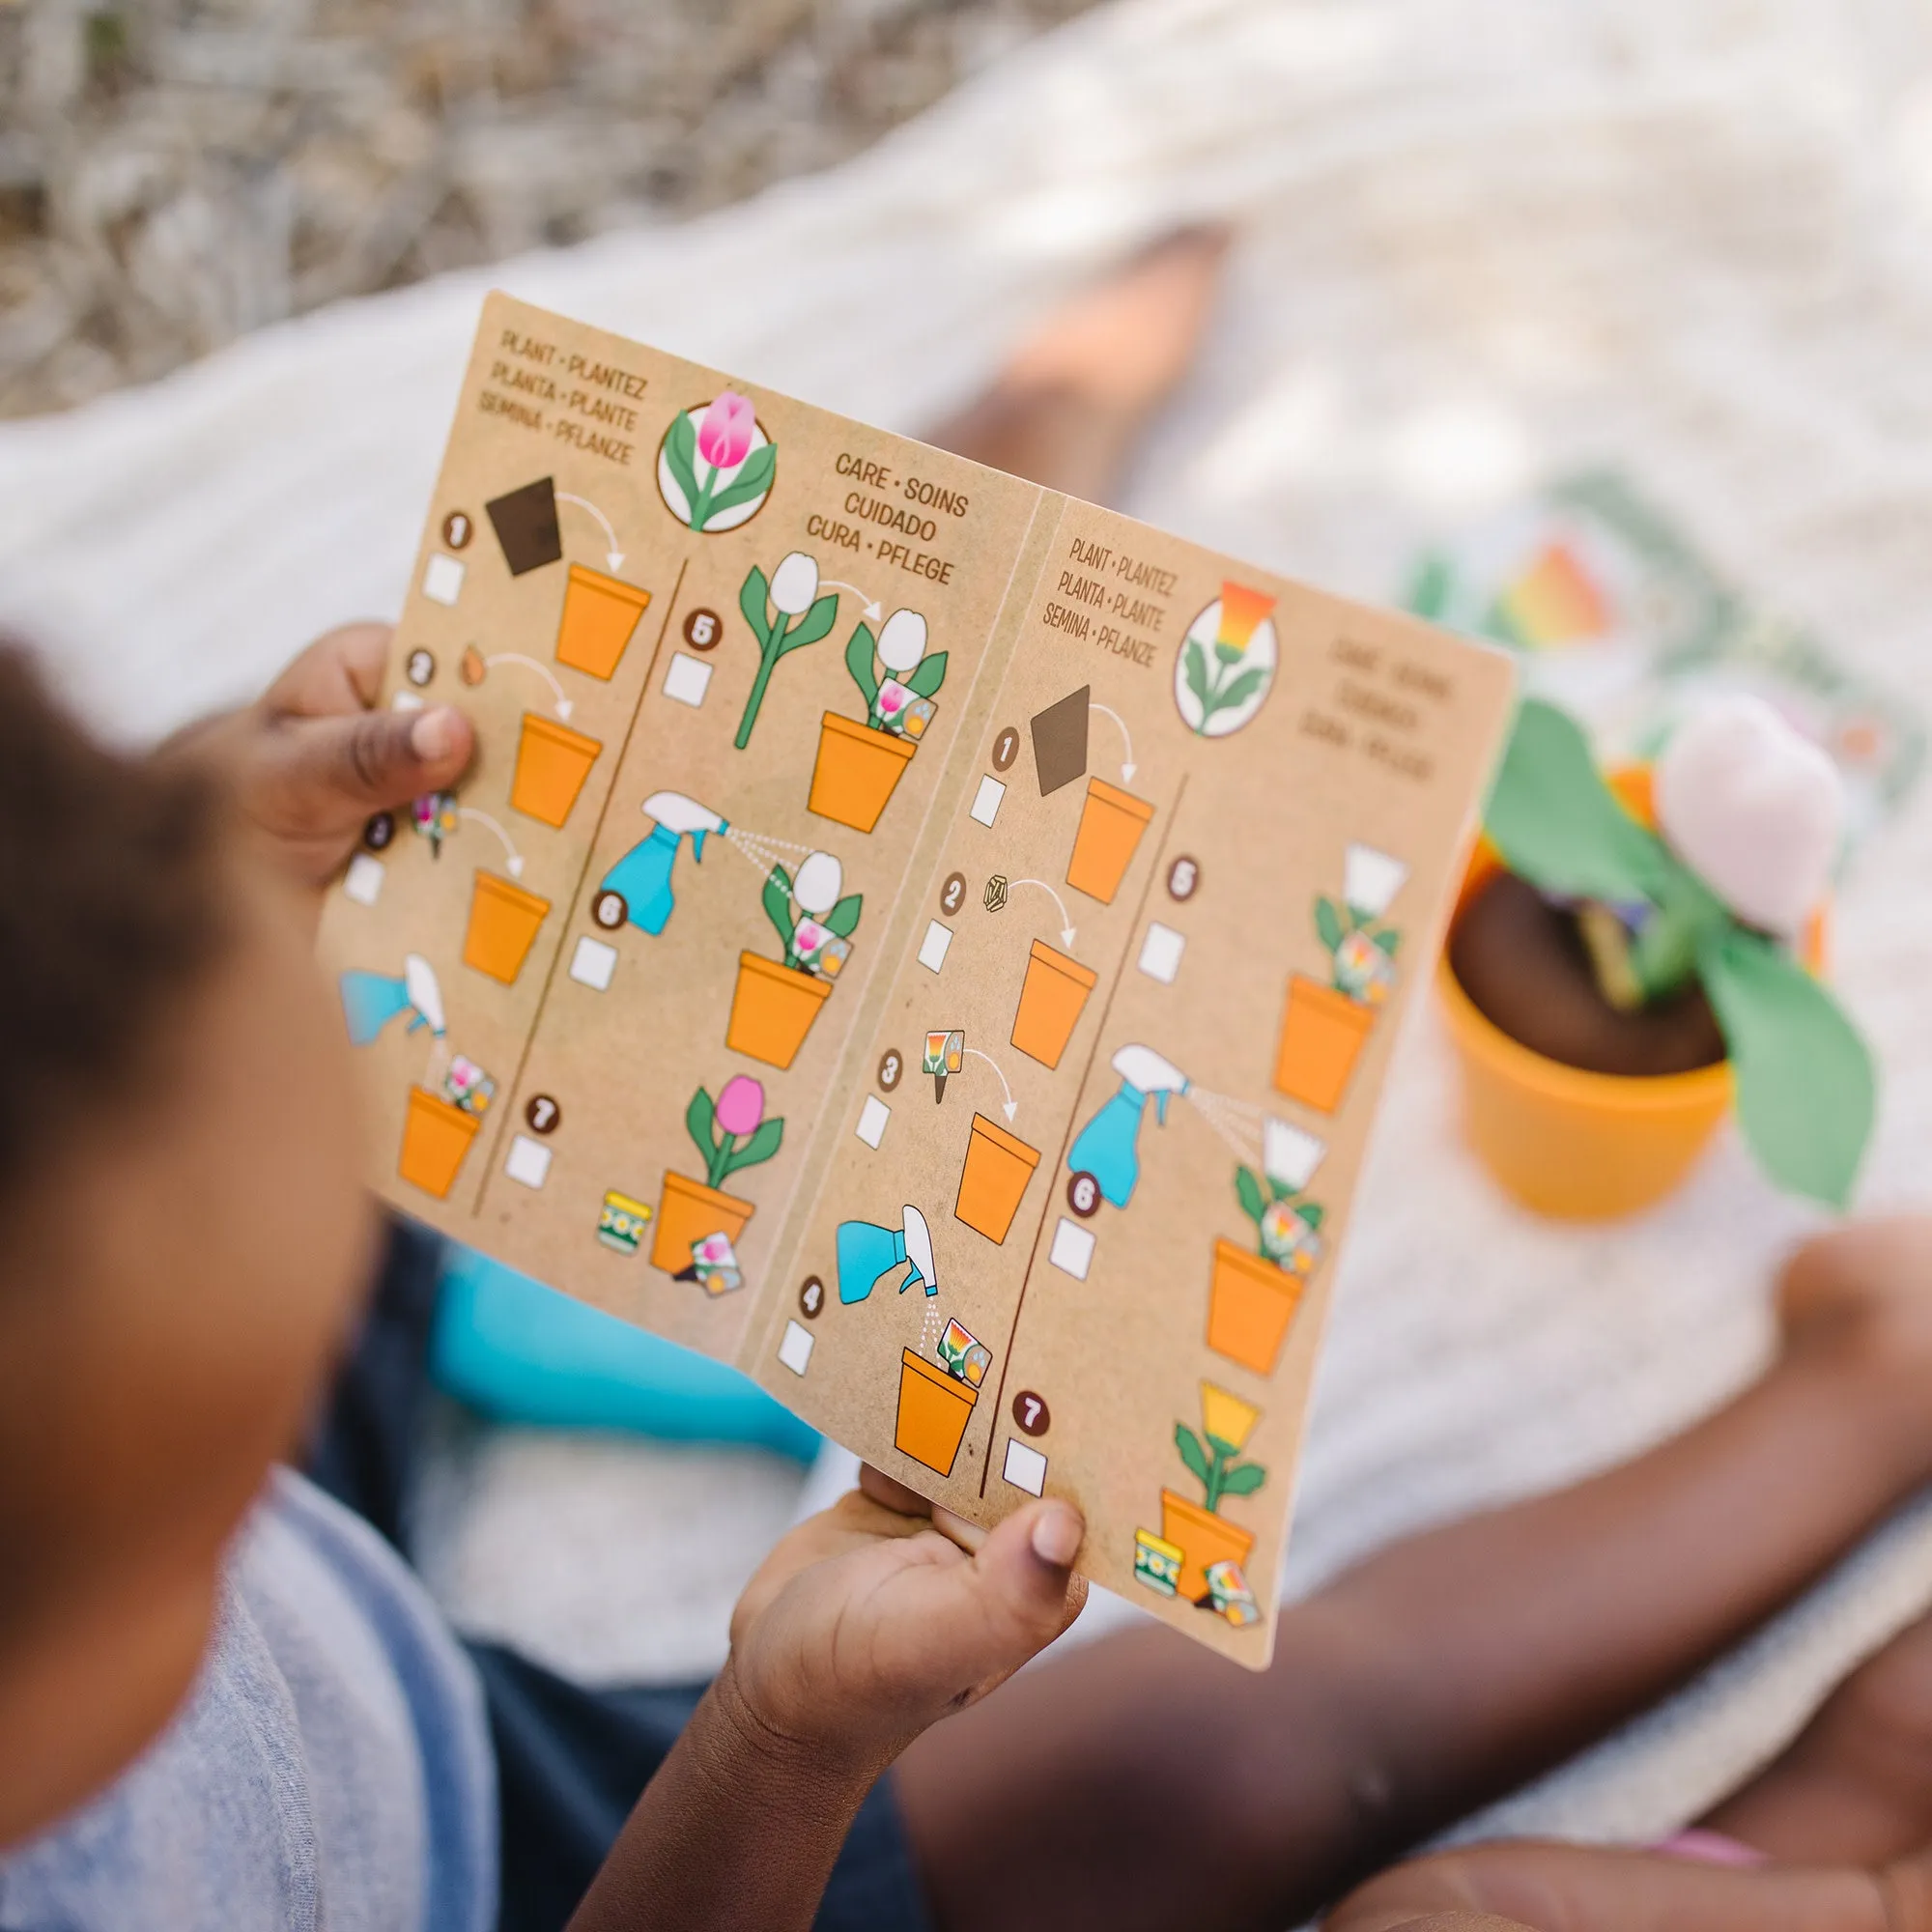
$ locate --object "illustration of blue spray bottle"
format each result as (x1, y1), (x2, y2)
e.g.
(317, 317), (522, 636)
(339, 953), (446, 1046)
(596, 790), (727, 937)
(836, 1205), (938, 1305)
(1066, 1043), (1190, 1209)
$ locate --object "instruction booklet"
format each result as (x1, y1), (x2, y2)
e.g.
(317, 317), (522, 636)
(320, 293), (1517, 1666)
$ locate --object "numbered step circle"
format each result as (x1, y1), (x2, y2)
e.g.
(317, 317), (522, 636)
(1011, 1391), (1051, 1436)
(363, 812), (395, 852)
(991, 725), (1020, 772)
(938, 871), (967, 918)
(683, 607), (724, 651)
(1065, 1172), (1102, 1219)
(591, 891), (629, 931)
(405, 648), (436, 688)
(441, 509), (474, 549)
(799, 1275), (826, 1320)
(524, 1094), (561, 1135)
(877, 1049), (903, 1093)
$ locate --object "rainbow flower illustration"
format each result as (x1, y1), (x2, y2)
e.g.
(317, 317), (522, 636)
(658, 390), (778, 533)
(1176, 580), (1280, 737)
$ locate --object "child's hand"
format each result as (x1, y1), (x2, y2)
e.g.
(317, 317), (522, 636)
(719, 1464), (1087, 1777)
(171, 622), (473, 894)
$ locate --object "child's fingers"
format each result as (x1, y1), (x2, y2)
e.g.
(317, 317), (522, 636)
(922, 1499), (1087, 1689)
(275, 703), (475, 818)
(857, 1463), (934, 1519)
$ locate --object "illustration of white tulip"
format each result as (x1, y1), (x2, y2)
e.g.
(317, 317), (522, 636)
(770, 552), (820, 616)
(842, 605), (947, 740)
(735, 552), (840, 751)
(877, 611), (927, 672)
(793, 850), (842, 916)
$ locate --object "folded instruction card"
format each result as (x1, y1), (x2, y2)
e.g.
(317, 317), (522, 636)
(320, 293), (1516, 1666)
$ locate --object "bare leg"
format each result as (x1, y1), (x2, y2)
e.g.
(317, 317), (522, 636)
(897, 1221), (1932, 1932)
(924, 225), (1232, 504)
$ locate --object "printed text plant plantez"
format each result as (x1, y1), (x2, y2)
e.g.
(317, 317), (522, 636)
(844, 609), (947, 735)
(762, 849), (862, 978)
(1485, 695), (1875, 1207)
(662, 391), (778, 534)
(1175, 1384), (1267, 1517)
(735, 553), (839, 749)
(685, 1074), (783, 1192)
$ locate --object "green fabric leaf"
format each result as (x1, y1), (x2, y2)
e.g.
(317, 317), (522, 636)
(844, 623), (878, 706)
(1218, 1462), (1267, 1497)
(724, 1116), (784, 1178)
(1235, 1166), (1266, 1226)
(1175, 1426), (1210, 1489)
(823, 892), (864, 938)
(684, 1086), (715, 1164)
(664, 412), (699, 510)
(738, 568), (772, 647)
(1485, 698), (1667, 903)
(700, 442), (777, 523)
(1698, 929), (1875, 1208)
(781, 592), (839, 655)
(905, 650), (949, 699)
(1314, 895), (1346, 953)
(762, 867), (795, 950)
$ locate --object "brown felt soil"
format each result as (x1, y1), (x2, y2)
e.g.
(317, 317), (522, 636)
(1448, 869), (1726, 1077)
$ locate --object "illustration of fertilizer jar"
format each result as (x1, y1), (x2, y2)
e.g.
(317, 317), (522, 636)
(652, 1075), (783, 1278)
(1174, 581), (1280, 738)
(1151, 1383), (1268, 1610)
(511, 712), (604, 829)
(726, 850), (861, 1070)
(809, 610), (947, 832)
(554, 566), (652, 680)
(1207, 1120), (1326, 1377)
(597, 1190), (654, 1257)
(733, 553), (840, 752)
(658, 391), (778, 535)
(1273, 843), (1408, 1112)
(1065, 778), (1156, 904)
(895, 1315), (990, 1479)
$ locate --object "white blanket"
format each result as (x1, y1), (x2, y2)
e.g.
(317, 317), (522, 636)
(10, 0), (1932, 1849)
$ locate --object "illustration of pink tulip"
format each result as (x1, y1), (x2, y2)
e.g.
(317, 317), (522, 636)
(715, 1074), (765, 1139)
(687, 1074), (783, 1191)
(696, 392), (755, 471)
(660, 390), (778, 533)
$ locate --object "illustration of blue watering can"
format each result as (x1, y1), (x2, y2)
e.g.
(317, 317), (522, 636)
(1066, 1043), (1190, 1210)
(837, 1204), (938, 1304)
(339, 953), (446, 1046)
(591, 790), (727, 937)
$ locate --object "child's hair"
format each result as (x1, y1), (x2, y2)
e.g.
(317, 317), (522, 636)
(0, 644), (232, 1212)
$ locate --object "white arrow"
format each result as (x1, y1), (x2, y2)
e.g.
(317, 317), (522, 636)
(821, 581), (885, 622)
(555, 491), (624, 571)
(1090, 700), (1136, 781)
(1009, 877), (1077, 950)
(963, 1047), (1018, 1122)
(486, 653), (574, 721)
(459, 808), (526, 878)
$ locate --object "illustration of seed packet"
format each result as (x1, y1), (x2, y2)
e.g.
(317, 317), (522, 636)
(937, 1317), (989, 1386)
(687, 1232), (744, 1296)
(444, 1056), (496, 1115)
(1206, 1559), (1261, 1627)
(597, 1190), (652, 1256)
(1133, 1529), (1184, 1598)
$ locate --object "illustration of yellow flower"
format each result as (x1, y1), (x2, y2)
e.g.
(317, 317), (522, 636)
(1201, 1382), (1260, 1454)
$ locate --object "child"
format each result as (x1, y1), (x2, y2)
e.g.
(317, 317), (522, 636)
(0, 632), (1086, 1932)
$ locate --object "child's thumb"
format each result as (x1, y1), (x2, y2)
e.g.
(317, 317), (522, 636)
(954, 1499), (1088, 1675)
(285, 704), (474, 814)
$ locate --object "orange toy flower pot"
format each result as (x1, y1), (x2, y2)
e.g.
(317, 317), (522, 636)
(554, 564), (651, 680)
(650, 1171), (756, 1274)
(895, 1350), (978, 1477)
(1065, 778), (1154, 904)
(511, 713), (603, 828)
(1009, 940), (1097, 1070)
(1205, 1237), (1307, 1376)
(1273, 976), (1375, 1113)
(953, 1113), (1041, 1244)
(398, 1088), (480, 1200)
(725, 952), (834, 1070)
(808, 713), (918, 832)
(462, 870), (552, 984)
(1158, 1491), (1257, 1605)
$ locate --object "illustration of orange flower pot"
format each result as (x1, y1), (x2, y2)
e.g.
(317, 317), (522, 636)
(1009, 941), (1097, 1070)
(398, 1087), (480, 1200)
(462, 871), (552, 984)
(1158, 1491), (1258, 1606)
(1206, 1237), (1308, 1377)
(1065, 778), (1154, 904)
(726, 952), (834, 1070)
(511, 712), (603, 828)
(809, 712), (919, 832)
(554, 564), (651, 679)
(1272, 976), (1376, 1112)
(650, 1171), (757, 1274)
(953, 1113), (1041, 1244)
(895, 1349), (978, 1477)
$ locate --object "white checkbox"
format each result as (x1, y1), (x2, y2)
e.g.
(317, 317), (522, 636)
(505, 1134), (553, 1189)
(1049, 1217), (1095, 1281)
(778, 1319), (814, 1376)
(1138, 922), (1186, 984)
(856, 1094), (891, 1150)
(391, 690), (425, 711)
(344, 854), (384, 907)
(570, 935), (617, 991)
(422, 553), (466, 606)
(970, 776), (1006, 827)
(1003, 1438), (1047, 1497)
(918, 920), (952, 973)
(663, 651), (712, 707)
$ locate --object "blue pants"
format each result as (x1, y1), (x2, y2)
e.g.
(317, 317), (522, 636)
(305, 1219), (929, 1932)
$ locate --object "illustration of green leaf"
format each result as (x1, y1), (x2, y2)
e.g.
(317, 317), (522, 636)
(664, 411), (700, 510)
(685, 1086), (715, 1163)
(1266, 1176), (1293, 1203)
(700, 441), (777, 523)
(1208, 666), (1266, 717)
(1219, 1462), (1267, 1497)
(781, 592), (840, 655)
(844, 623), (879, 706)
(1235, 1166), (1266, 1227)
(1296, 1202), (1325, 1230)
(823, 892), (864, 938)
(739, 567), (772, 647)
(905, 650), (949, 699)
(1213, 640), (1243, 666)
(1314, 895), (1346, 953)
(729, 1116), (784, 1176)
(1373, 928), (1401, 955)
(762, 866), (795, 950)
(1183, 639), (1211, 714)
(1175, 1425), (1210, 1488)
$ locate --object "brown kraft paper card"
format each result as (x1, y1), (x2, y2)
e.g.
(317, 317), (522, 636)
(319, 292), (1517, 1666)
